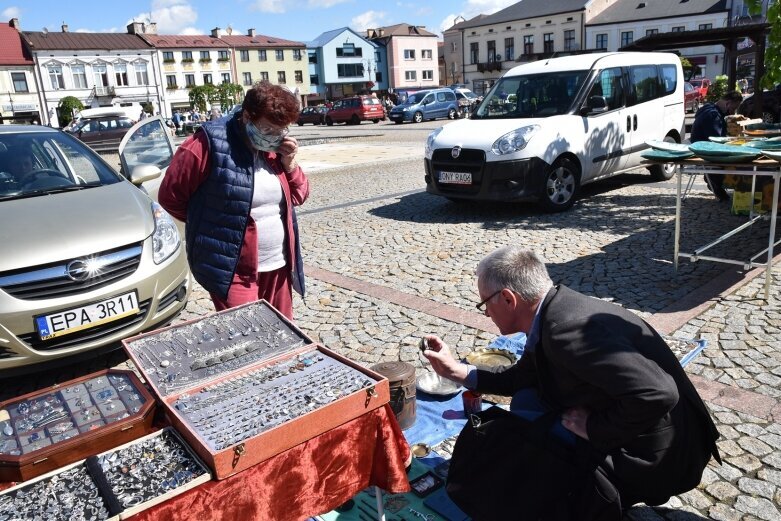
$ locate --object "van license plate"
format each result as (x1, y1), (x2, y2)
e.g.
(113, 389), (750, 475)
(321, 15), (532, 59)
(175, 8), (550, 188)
(35, 291), (140, 340)
(439, 171), (472, 184)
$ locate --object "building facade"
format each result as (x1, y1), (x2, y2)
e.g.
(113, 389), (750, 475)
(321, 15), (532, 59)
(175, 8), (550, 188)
(0, 20), (39, 124)
(368, 24), (439, 92)
(307, 28), (382, 102)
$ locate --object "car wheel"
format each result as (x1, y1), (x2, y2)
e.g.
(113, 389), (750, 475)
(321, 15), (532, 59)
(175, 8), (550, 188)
(350, 115), (361, 125)
(538, 158), (579, 212)
(394, 120), (403, 124)
(762, 109), (777, 124)
(326, 117), (334, 126)
(447, 108), (457, 120)
(647, 135), (679, 181)
(372, 119), (380, 123)
(297, 122), (304, 126)
(693, 99), (699, 113)
(413, 112), (423, 123)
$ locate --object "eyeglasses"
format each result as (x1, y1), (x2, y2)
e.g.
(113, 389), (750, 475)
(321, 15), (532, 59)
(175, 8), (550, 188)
(475, 289), (502, 311)
(257, 125), (289, 138)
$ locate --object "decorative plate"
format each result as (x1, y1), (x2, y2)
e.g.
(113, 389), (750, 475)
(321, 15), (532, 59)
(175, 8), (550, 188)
(464, 348), (517, 371)
(641, 149), (694, 161)
(691, 153), (761, 163)
(645, 140), (691, 153)
(761, 150), (781, 162)
(744, 140), (781, 150)
(416, 372), (462, 396)
(689, 141), (762, 157)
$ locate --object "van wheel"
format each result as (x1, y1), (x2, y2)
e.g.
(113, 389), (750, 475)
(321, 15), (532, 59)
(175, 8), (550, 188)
(413, 112), (423, 123)
(350, 115), (361, 125)
(539, 158), (579, 212)
(326, 117), (334, 126)
(372, 119), (380, 123)
(647, 136), (678, 181)
(447, 108), (457, 120)
(394, 120), (403, 124)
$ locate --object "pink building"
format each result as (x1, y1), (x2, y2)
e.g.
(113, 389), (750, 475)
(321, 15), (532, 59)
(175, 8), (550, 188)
(368, 24), (439, 90)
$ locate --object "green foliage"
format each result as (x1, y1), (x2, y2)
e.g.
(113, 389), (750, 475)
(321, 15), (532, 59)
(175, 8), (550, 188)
(706, 75), (729, 103)
(216, 83), (244, 113)
(746, 0), (781, 89)
(189, 83), (244, 115)
(141, 102), (154, 114)
(57, 96), (83, 127)
(679, 56), (701, 80)
(188, 84), (217, 113)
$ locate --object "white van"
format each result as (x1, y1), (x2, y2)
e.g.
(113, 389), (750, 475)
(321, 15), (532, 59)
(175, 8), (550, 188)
(424, 52), (685, 211)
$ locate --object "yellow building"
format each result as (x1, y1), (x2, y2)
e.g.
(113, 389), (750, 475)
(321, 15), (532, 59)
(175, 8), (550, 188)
(219, 29), (310, 106)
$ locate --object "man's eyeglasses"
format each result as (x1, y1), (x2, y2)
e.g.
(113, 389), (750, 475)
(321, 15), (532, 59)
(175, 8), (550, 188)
(475, 289), (502, 311)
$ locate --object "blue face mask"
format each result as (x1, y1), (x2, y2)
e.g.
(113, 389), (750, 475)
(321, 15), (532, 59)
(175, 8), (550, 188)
(245, 121), (286, 152)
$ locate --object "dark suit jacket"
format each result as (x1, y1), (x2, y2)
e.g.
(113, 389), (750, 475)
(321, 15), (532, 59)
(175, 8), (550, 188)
(475, 285), (720, 506)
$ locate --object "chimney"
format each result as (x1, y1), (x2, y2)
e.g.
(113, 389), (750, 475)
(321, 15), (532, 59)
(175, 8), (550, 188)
(9, 18), (19, 31)
(379, 28), (384, 37)
(248, 28), (256, 37)
(126, 21), (144, 34)
(366, 29), (372, 38)
(211, 27), (221, 38)
(61, 23), (68, 32)
(146, 22), (157, 34)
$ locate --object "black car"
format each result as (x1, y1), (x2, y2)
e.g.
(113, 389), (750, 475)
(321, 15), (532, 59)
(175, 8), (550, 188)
(297, 106), (327, 126)
(65, 114), (135, 152)
(738, 85), (781, 123)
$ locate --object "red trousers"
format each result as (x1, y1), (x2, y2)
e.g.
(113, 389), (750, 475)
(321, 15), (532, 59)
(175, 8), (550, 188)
(209, 266), (293, 320)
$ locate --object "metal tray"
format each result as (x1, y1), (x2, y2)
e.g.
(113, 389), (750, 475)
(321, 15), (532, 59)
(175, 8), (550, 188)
(464, 348), (517, 371)
(415, 372), (461, 396)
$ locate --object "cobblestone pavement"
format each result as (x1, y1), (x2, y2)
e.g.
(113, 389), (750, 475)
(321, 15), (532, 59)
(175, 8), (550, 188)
(7, 120), (781, 519)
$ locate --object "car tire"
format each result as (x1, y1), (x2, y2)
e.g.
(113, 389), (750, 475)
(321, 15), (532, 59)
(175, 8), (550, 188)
(394, 120), (403, 124)
(693, 99), (699, 113)
(413, 112), (423, 123)
(297, 122), (304, 126)
(762, 108), (777, 124)
(538, 157), (579, 213)
(647, 135), (679, 181)
(447, 108), (457, 120)
(350, 115), (361, 125)
(372, 119), (380, 123)
(326, 117), (334, 126)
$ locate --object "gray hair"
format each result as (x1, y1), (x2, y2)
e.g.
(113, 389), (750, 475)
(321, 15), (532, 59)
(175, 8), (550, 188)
(476, 246), (553, 303)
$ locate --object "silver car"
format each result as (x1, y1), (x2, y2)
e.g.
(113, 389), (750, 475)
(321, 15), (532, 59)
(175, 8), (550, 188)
(0, 117), (191, 375)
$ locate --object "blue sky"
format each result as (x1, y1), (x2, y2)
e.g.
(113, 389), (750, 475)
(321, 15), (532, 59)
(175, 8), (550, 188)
(1, 0), (518, 42)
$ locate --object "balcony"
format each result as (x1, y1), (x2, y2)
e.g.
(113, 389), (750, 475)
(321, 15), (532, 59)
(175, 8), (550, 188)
(93, 86), (114, 97)
(477, 60), (502, 73)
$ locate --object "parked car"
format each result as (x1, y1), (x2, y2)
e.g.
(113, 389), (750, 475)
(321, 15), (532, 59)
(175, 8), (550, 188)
(65, 114), (136, 152)
(388, 88), (460, 124)
(684, 82), (701, 113)
(688, 78), (711, 100)
(452, 88), (481, 118)
(0, 117), (191, 375)
(738, 85), (781, 123)
(297, 106), (327, 126)
(325, 96), (385, 125)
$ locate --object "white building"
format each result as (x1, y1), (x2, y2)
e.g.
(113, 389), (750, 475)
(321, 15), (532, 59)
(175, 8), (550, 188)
(0, 20), (39, 124)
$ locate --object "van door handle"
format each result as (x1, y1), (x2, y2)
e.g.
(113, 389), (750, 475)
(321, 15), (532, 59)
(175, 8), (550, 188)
(626, 116), (631, 132)
(633, 115), (638, 131)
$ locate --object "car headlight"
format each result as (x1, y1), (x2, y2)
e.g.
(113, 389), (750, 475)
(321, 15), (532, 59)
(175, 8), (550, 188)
(491, 125), (541, 155)
(151, 202), (180, 264)
(425, 127), (444, 159)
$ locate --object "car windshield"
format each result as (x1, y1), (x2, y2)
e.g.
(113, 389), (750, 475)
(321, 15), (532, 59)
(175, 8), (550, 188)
(472, 70), (588, 119)
(0, 130), (122, 200)
(407, 92), (429, 104)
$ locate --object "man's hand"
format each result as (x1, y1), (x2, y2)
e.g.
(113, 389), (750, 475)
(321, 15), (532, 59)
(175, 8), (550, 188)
(421, 335), (469, 386)
(561, 406), (590, 440)
(277, 136), (299, 173)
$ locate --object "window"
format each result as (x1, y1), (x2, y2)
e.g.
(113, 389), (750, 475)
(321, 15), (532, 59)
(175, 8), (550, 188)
(221, 73), (231, 83)
(71, 65), (87, 89)
(260, 71), (269, 81)
(660, 64), (678, 94)
(470, 42), (479, 64)
(698, 23), (712, 31)
(294, 70), (303, 83)
(275, 49), (284, 61)
(11, 72), (28, 92)
(405, 70), (416, 81)
(218, 50), (229, 61)
(629, 65), (659, 104)
(48, 65), (65, 90)
(564, 30), (575, 51)
(422, 70), (433, 81)
(589, 67), (624, 111)
(182, 51), (193, 62)
(200, 51), (211, 61)
(523, 35), (534, 55)
(259, 49), (267, 61)
(185, 74), (195, 87)
(336, 43), (361, 57)
(240, 50), (249, 62)
(505, 37), (514, 61)
(375, 71), (382, 83)
(422, 49), (433, 59)
(646, 29), (658, 37)
(310, 74), (319, 85)
(166, 74), (177, 88)
(93, 64), (108, 87)
(134, 62), (148, 85)
(404, 49), (416, 60)
(203, 73), (212, 84)
(451, 42), (457, 53)
(163, 51), (174, 62)
(620, 31), (633, 47)
(336, 63), (364, 77)
(293, 49), (302, 61)
(308, 52), (318, 64)
(543, 33), (554, 54)
(487, 40), (496, 62)
(243, 72), (252, 86)
(672, 26), (685, 32)
(114, 63), (128, 86)
(277, 71), (286, 83)
(596, 33), (607, 49)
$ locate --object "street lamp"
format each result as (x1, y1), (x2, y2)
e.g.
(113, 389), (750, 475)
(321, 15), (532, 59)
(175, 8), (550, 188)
(362, 58), (376, 91)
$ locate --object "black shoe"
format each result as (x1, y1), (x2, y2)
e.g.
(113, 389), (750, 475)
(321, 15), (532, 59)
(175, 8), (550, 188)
(713, 186), (730, 201)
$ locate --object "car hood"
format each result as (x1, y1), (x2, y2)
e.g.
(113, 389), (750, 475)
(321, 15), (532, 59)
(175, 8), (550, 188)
(0, 182), (154, 272)
(430, 118), (550, 150)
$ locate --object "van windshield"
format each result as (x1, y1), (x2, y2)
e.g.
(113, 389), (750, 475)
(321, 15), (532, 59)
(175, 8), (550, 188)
(472, 71), (588, 119)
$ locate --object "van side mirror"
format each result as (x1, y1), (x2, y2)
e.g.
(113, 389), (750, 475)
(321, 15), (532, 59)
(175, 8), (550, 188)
(581, 95), (608, 116)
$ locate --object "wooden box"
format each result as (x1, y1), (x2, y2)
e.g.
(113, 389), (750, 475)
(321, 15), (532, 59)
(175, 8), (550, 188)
(122, 300), (390, 480)
(0, 369), (155, 483)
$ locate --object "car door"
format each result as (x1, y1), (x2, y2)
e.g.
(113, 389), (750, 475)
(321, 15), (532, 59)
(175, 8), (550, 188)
(421, 93), (436, 119)
(582, 66), (630, 180)
(624, 64), (664, 169)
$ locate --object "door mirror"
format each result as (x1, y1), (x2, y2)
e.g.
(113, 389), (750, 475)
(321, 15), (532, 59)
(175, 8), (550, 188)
(581, 95), (608, 116)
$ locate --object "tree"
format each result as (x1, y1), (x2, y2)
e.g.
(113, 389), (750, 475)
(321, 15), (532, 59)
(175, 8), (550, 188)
(188, 84), (217, 114)
(216, 83), (244, 112)
(746, 0), (781, 88)
(57, 96), (83, 127)
(188, 83), (243, 114)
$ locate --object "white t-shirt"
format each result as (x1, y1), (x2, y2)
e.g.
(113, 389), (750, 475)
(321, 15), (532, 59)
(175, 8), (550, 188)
(249, 155), (285, 272)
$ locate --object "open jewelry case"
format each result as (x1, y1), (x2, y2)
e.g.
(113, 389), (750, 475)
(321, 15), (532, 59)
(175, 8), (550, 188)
(122, 299), (390, 479)
(0, 369), (155, 482)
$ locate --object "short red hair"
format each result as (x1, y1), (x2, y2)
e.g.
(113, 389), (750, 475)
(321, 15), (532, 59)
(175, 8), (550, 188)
(242, 81), (300, 126)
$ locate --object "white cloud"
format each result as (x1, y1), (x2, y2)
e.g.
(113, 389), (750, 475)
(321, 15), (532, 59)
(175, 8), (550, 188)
(180, 26), (201, 35)
(249, 0), (286, 14)
(438, 0), (517, 36)
(128, 0), (198, 34)
(351, 10), (387, 33)
(2, 6), (20, 18)
(307, 0), (351, 8)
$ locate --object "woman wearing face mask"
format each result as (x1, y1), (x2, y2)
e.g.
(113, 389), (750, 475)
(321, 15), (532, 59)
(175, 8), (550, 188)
(158, 81), (309, 320)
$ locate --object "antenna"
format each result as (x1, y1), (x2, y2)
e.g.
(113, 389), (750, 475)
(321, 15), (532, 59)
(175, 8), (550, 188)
(42, 27), (48, 35)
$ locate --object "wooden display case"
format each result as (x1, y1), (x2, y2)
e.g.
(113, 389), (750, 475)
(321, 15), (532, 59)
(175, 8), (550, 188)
(122, 300), (390, 480)
(0, 369), (155, 483)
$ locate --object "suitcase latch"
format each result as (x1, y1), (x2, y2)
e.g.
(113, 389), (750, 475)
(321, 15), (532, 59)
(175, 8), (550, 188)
(365, 386), (378, 406)
(232, 443), (246, 468)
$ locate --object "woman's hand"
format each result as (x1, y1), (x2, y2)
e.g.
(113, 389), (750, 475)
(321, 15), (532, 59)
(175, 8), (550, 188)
(421, 335), (469, 386)
(277, 136), (299, 173)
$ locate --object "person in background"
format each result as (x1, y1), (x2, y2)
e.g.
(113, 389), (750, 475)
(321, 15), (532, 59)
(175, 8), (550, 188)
(8, 147), (36, 185)
(690, 91), (743, 201)
(423, 246), (720, 518)
(158, 81), (308, 320)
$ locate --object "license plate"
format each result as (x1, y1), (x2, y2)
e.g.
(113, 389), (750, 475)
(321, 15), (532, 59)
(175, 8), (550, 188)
(35, 291), (140, 340)
(439, 171), (472, 184)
